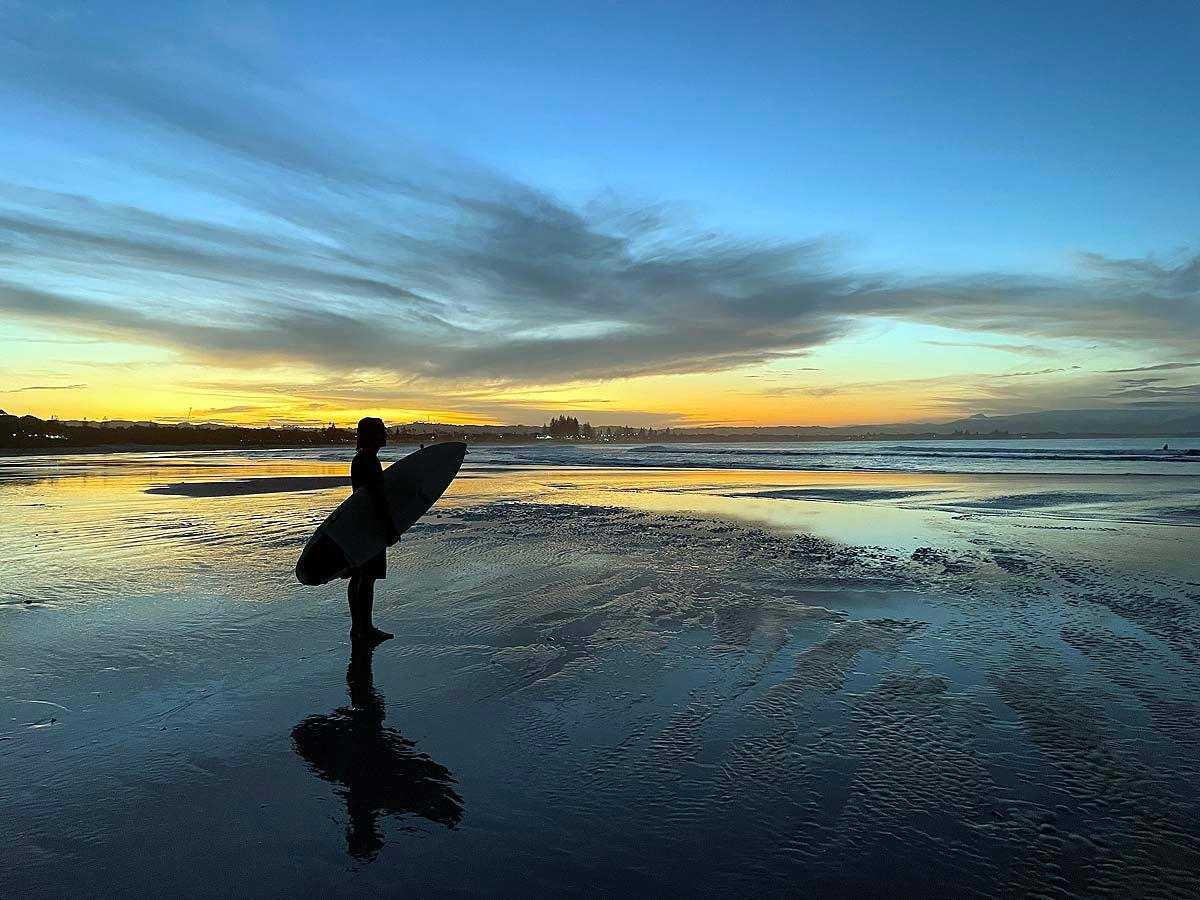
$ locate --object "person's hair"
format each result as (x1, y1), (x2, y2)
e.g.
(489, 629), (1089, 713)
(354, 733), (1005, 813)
(356, 416), (387, 450)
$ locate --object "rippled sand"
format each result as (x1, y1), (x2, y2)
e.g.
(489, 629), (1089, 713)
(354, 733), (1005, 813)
(2, 453), (1198, 899)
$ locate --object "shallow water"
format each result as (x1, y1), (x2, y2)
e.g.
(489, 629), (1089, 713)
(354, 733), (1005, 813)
(2, 451), (1199, 899)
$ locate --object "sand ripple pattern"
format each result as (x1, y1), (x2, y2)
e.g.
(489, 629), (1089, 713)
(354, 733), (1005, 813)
(412, 502), (1199, 899)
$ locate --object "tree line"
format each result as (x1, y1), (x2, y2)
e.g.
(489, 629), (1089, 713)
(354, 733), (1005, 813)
(544, 415), (595, 439)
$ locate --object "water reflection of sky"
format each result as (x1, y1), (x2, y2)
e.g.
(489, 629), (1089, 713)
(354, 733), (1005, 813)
(2, 454), (1196, 604)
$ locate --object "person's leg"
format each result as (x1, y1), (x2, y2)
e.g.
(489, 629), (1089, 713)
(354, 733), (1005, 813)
(360, 576), (375, 630)
(349, 575), (392, 641)
(348, 574), (366, 635)
(356, 577), (392, 642)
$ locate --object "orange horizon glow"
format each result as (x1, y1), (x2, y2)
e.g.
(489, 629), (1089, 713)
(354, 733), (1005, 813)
(0, 320), (1162, 430)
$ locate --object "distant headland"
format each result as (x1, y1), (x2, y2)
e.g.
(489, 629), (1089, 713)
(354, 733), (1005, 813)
(2, 408), (1197, 452)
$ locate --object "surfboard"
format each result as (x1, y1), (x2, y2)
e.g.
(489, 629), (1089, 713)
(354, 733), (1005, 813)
(296, 442), (467, 586)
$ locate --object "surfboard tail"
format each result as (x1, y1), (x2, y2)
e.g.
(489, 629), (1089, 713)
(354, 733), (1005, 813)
(296, 532), (352, 585)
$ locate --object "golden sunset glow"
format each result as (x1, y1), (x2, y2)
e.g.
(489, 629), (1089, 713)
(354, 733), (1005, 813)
(2, 314), (1168, 431)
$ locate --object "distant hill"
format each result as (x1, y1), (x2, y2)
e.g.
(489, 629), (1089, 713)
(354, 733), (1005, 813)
(1162, 411), (1200, 434)
(923, 407), (1198, 437)
(671, 407), (1200, 438)
(3, 404), (1197, 451)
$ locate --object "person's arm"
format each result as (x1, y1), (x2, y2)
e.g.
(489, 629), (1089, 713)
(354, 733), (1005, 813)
(366, 481), (400, 544)
(355, 456), (400, 543)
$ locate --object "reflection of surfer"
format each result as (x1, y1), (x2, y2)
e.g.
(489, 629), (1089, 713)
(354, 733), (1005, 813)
(292, 641), (464, 860)
(349, 417), (397, 643)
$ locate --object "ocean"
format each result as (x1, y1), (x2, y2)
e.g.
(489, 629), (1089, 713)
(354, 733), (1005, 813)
(461, 436), (1200, 476)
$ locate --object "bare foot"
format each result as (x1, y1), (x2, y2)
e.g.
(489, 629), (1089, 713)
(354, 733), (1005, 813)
(350, 626), (393, 644)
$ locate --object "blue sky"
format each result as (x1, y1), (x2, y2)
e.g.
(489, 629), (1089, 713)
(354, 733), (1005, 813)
(10, 0), (1196, 270)
(380, 0), (1199, 271)
(1, 1), (1198, 425)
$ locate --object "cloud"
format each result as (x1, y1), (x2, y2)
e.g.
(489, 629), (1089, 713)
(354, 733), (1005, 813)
(755, 363), (1197, 421)
(0, 14), (1198, 417)
(846, 264), (1199, 349)
(195, 404), (275, 415)
(5, 178), (1198, 394)
(1, 383), (87, 392)
(995, 367), (1081, 378)
(1104, 361), (1200, 374)
(920, 340), (1062, 357)
(1105, 381), (1200, 403)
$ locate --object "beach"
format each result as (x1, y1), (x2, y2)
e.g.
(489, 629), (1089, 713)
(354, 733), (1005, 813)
(3, 442), (1199, 899)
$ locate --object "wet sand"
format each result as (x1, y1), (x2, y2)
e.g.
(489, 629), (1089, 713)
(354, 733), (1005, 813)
(2, 453), (1199, 898)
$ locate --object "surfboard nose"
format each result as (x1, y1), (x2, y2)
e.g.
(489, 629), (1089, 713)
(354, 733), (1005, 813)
(426, 441), (467, 485)
(425, 441), (467, 466)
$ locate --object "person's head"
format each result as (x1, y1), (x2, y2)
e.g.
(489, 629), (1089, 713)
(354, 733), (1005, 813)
(356, 417), (387, 452)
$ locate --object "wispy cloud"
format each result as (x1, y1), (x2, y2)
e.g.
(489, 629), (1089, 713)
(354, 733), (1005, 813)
(1106, 381), (1200, 403)
(995, 367), (1081, 378)
(2, 383), (88, 392)
(5, 176), (1198, 392)
(919, 340), (1061, 357)
(1104, 361), (1200, 374)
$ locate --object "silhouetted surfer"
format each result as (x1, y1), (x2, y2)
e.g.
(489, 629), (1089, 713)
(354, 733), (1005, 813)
(292, 641), (464, 860)
(349, 417), (396, 643)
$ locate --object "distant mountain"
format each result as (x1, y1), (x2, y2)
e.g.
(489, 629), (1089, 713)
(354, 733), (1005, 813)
(1162, 411), (1200, 434)
(930, 407), (1196, 436)
(673, 406), (1200, 437)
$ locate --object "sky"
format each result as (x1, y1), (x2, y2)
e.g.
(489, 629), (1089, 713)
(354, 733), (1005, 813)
(1, 0), (1198, 427)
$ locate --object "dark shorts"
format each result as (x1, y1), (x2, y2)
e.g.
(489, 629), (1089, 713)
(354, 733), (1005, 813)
(353, 549), (386, 580)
